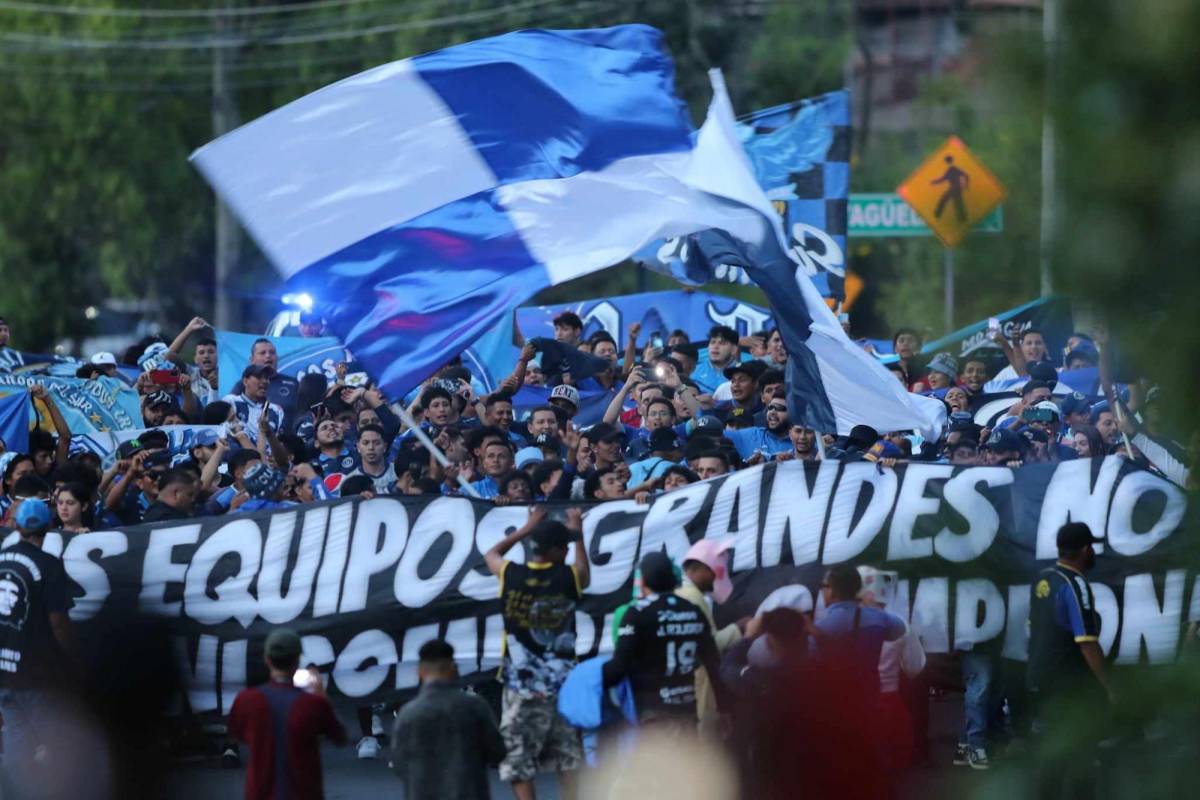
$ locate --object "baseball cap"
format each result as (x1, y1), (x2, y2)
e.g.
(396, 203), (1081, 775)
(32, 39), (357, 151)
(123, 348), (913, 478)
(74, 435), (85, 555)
(984, 427), (1025, 453)
(947, 411), (975, 432)
(90, 352), (117, 367)
(1026, 360), (1059, 386)
(117, 438), (145, 459)
(243, 462), (285, 499)
(264, 628), (303, 663)
(192, 429), (220, 447)
(926, 352), (958, 379)
(648, 428), (682, 452)
(682, 537), (734, 602)
(691, 416), (723, 437)
(14, 498), (50, 530)
(242, 363), (276, 380)
(1022, 400), (1062, 423)
(145, 390), (174, 408)
(533, 432), (561, 450)
(587, 422), (623, 444)
(1056, 521), (1102, 552)
(515, 447), (543, 469)
(723, 361), (765, 381)
(549, 384), (580, 410)
(1060, 392), (1091, 417)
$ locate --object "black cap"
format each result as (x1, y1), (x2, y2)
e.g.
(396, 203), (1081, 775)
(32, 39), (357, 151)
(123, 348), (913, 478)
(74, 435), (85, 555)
(1026, 360), (1059, 385)
(983, 427), (1025, 453)
(533, 432), (561, 449)
(587, 422), (624, 444)
(649, 428), (682, 452)
(691, 416), (723, 437)
(242, 363), (276, 380)
(639, 551), (678, 593)
(1057, 522), (1102, 553)
(145, 390), (174, 408)
(117, 438), (144, 459)
(723, 361), (765, 381)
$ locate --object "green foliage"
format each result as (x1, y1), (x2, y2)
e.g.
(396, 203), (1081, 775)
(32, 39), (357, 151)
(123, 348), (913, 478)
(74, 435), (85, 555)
(1039, 0), (1200, 437)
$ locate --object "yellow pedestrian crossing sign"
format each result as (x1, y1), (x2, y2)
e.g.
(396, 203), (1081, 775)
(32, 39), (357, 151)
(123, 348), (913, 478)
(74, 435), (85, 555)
(896, 136), (1007, 248)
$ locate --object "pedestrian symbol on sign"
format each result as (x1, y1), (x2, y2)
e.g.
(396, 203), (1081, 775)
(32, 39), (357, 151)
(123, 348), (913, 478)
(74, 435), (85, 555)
(932, 155), (970, 223)
(896, 137), (1006, 248)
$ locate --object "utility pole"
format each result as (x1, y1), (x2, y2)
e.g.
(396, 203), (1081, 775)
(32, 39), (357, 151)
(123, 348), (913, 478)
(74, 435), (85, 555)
(212, 1), (241, 331)
(1039, 0), (1057, 297)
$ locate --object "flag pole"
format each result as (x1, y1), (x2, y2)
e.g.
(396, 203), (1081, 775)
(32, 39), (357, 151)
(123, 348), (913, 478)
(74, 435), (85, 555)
(394, 404), (480, 498)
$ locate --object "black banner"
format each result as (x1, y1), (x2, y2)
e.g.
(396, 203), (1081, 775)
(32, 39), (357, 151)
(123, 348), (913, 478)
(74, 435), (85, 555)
(26, 458), (1196, 714)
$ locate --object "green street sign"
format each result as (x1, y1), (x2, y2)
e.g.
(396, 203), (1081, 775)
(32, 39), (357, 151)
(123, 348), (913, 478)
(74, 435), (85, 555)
(849, 192), (1003, 238)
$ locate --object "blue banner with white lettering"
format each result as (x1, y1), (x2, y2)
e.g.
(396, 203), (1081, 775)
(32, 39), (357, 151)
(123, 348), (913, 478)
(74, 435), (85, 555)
(517, 289), (774, 351)
(216, 331), (349, 398)
(0, 374), (143, 434)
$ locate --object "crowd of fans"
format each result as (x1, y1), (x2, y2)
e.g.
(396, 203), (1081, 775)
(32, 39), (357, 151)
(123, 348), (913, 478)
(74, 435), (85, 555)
(0, 304), (1178, 799)
(0, 305), (1185, 543)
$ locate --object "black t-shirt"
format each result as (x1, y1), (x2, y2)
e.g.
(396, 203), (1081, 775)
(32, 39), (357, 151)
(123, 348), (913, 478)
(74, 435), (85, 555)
(0, 540), (71, 690)
(141, 501), (191, 524)
(500, 561), (581, 696)
(1027, 564), (1101, 697)
(604, 592), (721, 720)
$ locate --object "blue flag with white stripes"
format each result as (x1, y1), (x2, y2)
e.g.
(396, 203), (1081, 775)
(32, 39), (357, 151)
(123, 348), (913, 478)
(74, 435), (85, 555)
(192, 26), (777, 401)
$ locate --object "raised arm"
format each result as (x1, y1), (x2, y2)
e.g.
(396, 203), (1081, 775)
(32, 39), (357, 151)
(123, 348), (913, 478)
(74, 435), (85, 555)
(602, 367), (643, 424)
(622, 322), (641, 380)
(30, 384), (71, 467)
(483, 506), (545, 577)
(167, 316), (209, 365)
(200, 438), (230, 491)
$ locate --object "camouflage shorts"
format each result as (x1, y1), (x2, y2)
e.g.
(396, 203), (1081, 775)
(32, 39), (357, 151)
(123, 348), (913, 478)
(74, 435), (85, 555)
(498, 689), (583, 783)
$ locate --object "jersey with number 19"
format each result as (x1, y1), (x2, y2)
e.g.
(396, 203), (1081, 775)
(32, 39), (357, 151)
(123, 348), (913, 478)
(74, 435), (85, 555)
(607, 592), (720, 721)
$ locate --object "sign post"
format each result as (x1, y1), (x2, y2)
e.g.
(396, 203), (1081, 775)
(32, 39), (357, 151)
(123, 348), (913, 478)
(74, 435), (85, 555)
(897, 136), (1008, 332)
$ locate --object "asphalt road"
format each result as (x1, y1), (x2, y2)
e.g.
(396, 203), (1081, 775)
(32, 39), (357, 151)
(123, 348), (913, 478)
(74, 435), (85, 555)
(165, 691), (1036, 799)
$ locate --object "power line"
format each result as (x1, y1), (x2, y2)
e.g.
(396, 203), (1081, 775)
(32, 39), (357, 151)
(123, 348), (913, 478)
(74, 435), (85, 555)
(0, 0), (389, 19)
(0, 1), (610, 90)
(0, 0), (565, 50)
(17, 0), (478, 48)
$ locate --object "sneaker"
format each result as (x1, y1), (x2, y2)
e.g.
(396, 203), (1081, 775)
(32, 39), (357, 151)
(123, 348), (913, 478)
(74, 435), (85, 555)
(953, 743), (970, 766)
(220, 747), (241, 768)
(967, 746), (990, 770)
(357, 736), (380, 760)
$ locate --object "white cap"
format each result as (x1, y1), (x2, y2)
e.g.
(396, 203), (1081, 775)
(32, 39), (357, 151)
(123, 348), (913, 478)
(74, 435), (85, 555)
(90, 352), (117, 367)
(1034, 400), (1062, 418)
(549, 384), (580, 409)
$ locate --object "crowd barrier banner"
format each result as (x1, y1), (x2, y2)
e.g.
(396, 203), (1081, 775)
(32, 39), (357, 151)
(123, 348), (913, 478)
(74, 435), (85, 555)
(216, 330), (348, 398)
(36, 458), (1194, 714)
(72, 425), (224, 466)
(0, 374), (143, 434)
(873, 296), (1075, 365)
(517, 289), (774, 352)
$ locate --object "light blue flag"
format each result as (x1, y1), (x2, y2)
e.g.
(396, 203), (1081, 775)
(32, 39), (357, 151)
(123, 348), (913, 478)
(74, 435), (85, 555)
(192, 26), (784, 401)
(461, 314), (517, 394)
(0, 374), (143, 434)
(216, 330), (348, 397)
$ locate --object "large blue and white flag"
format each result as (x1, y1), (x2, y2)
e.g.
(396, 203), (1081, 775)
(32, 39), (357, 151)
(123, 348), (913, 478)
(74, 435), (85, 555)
(192, 26), (775, 401)
(640, 90), (850, 302)
(661, 80), (944, 438)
